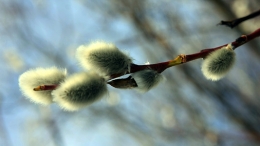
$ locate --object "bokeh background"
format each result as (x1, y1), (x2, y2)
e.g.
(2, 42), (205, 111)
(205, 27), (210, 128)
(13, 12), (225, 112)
(1, 0), (260, 146)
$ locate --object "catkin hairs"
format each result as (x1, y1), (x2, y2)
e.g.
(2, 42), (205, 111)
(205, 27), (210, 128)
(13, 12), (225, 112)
(201, 44), (236, 81)
(76, 41), (132, 76)
(52, 72), (108, 111)
(132, 69), (163, 92)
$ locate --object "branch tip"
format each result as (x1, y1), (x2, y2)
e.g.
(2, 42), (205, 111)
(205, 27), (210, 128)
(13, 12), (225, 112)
(218, 20), (235, 28)
(33, 85), (44, 91)
(33, 85), (58, 91)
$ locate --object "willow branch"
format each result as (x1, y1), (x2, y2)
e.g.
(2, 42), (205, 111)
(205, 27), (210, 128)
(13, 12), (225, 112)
(34, 27), (260, 90)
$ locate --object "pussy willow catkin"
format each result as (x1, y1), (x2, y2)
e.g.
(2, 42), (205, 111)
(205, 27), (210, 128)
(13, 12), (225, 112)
(76, 41), (132, 76)
(52, 72), (107, 111)
(132, 69), (163, 92)
(19, 67), (67, 105)
(201, 44), (236, 81)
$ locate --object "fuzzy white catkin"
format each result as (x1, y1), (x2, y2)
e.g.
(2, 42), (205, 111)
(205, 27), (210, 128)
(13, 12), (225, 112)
(76, 41), (132, 76)
(52, 72), (107, 111)
(132, 69), (163, 92)
(201, 44), (236, 81)
(18, 67), (67, 105)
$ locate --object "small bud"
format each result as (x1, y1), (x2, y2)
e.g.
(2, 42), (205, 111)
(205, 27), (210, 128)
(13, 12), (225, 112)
(201, 44), (236, 81)
(52, 72), (108, 111)
(18, 67), (67, 105)
(76, 41), (132, 76)
(132, 69), (163, 92)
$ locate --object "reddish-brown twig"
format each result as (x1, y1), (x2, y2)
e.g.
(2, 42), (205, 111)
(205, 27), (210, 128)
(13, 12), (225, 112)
(126, 28), (260, 75)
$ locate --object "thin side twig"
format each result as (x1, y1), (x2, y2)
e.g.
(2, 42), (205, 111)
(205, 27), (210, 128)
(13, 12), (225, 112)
(218, 9), (260, 28)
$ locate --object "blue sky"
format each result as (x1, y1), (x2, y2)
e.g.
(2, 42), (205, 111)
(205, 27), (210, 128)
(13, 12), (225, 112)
(1, 0), (260, 146)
